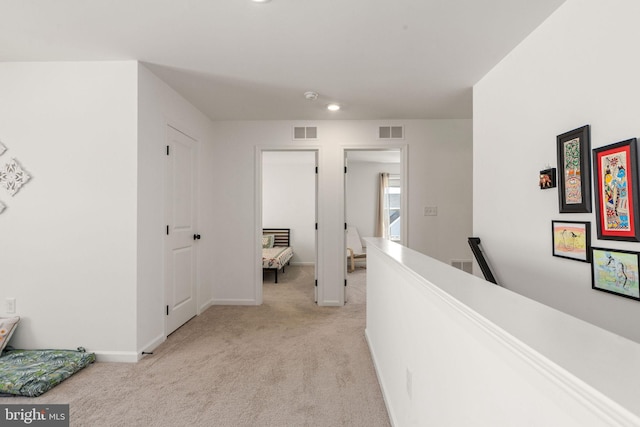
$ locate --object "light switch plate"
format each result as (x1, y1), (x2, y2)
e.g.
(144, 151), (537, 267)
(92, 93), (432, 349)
(424, 206), (438, 216)
(6, 297), (16, 314)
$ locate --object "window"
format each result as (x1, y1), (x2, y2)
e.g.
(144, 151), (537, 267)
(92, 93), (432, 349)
(387, 175), (401, 241)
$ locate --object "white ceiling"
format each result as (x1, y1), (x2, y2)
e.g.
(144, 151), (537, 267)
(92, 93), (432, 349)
(0, 0), (566, 121)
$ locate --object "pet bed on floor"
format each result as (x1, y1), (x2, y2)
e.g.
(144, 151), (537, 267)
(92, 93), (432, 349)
(0, 348), (95, 397)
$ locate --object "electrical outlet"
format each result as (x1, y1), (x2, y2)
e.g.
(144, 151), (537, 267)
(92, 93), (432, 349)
(406, 368), (413, 399)
(424, 206), (438, 216)
(6, 297), (16, 314)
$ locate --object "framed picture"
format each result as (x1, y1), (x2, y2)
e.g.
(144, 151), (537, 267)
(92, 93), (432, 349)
(557, 125), (591, 213)
(551, 220), (591, 262)
(591, 247), (640, 301)
(539, 168), (556, 189)
(593, 138), (640, 241)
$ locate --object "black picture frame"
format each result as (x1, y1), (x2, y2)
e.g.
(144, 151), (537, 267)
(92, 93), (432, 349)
(591, 247), (640, 301)
(557, 125), (591, 213)
(551, 220), (591, 262)
(592, 138), (640, 242)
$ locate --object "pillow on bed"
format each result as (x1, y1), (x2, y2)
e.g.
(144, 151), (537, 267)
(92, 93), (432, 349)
(0, 316), (19, 353)
(262, 235), (275, 248)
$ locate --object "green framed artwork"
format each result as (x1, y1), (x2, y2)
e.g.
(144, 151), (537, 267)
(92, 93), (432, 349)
(591, 247), (640, 301)
(557, 125), (591, 213)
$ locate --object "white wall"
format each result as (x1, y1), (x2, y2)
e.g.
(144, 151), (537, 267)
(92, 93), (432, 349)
(0, 62), (217, 361)
(474, 0), (640, 343)
(137, 64), (217, 355)
(0, 62), (138, 356)
(406, 120), (473, 264)
(211, 120), (472, 306)
(262, 151), (315, 265)
(346, 161), (400, 243)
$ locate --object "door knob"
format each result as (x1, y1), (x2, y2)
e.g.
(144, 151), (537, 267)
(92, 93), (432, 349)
(193, 234), (201, 240)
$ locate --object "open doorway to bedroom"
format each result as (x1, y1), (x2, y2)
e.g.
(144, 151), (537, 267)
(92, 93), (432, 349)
(261, 150), (318, 303)
(344, 148), (404, 302)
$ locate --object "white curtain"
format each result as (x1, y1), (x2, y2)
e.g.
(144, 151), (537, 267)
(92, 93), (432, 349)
(375, 173), (390, 239)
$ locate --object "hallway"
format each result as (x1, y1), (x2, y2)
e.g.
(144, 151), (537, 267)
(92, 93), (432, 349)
(1, 265), (389, 427)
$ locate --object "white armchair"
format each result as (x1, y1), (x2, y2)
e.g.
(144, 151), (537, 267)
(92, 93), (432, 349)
(346, 226), (366, 272)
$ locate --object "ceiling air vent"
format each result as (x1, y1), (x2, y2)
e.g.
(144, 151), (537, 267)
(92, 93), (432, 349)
(379, 126), (404, 139)
(293, 126), (318, 140)
(451, 260), (473, 274)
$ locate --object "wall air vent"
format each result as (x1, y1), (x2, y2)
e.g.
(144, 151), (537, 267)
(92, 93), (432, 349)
(378, 126), (404, 139)
(293, 126), (318, 140)
(451, 260), (473, 274)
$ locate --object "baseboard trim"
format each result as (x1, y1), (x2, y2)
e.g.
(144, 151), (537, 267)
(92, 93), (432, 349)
(212, 298), (258, 306)
(365, 328), (396, 427)
(317, 300), (342, 307)
(139, 334), (166, 359)
(199, 298), (214, 314)
(93, 350), (140, 363)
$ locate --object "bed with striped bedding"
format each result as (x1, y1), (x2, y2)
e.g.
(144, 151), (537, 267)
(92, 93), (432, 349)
(262, 228), (293, 283)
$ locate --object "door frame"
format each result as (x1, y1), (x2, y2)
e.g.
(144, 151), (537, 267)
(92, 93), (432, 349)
(254, 146), (320, 304)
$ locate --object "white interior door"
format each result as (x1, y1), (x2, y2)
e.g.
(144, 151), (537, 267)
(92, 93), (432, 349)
(343, 151), (348, 304)
(165, 125), (198, 335)
(314, 150), (319, 303)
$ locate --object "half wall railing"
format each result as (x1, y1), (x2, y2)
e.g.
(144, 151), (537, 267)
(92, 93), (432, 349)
(365, 238), (640, 427)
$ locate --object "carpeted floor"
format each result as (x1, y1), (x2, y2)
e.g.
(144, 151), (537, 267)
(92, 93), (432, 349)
(0, 266), (390, 427)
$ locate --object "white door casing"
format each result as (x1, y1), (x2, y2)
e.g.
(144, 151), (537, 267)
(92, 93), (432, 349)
(165, 125), (198, 335)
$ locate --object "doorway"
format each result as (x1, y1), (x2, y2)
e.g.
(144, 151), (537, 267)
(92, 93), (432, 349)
(344, 148), (405, 301)
(259, 149), (318, 303)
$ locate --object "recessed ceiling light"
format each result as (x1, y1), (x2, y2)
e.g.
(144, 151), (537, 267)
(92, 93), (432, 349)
(327, 104), (341, 111)
(252, 0), (271, 3)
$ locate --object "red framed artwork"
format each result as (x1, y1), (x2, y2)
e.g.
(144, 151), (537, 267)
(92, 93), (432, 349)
(593, 138), (640, 241)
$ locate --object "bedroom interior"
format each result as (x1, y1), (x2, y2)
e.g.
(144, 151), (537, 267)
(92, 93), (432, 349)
(261, 150), (317, 292)
(345, 149), (403, 273)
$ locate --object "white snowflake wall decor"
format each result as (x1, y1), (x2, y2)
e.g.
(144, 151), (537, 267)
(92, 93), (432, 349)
(0, 158), (31, 196)
(0, 200), (5, 214)
(0, 141), (6, 156)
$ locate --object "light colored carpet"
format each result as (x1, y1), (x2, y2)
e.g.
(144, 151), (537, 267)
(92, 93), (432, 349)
(1, 266), (390, 427)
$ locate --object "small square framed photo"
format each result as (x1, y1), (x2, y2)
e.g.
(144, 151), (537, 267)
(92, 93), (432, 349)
(551, 220), (591, 262)
(591, 247), (640, 301)
(539, 168), (556, 189)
